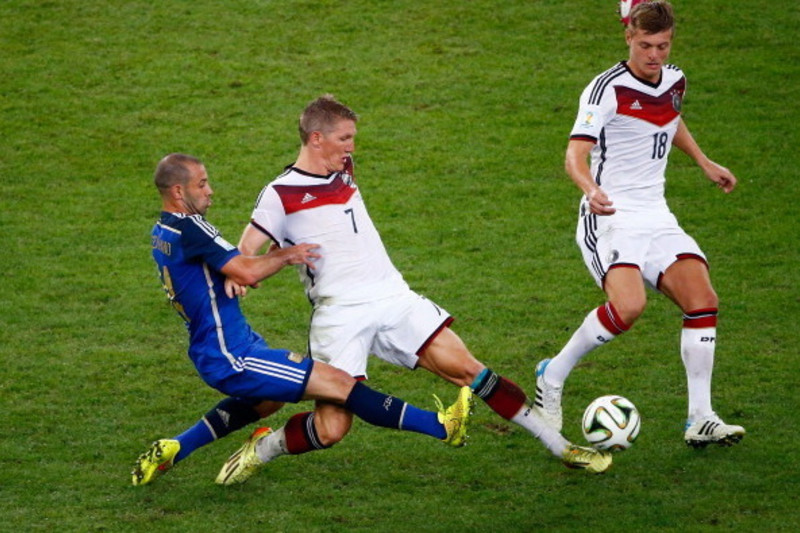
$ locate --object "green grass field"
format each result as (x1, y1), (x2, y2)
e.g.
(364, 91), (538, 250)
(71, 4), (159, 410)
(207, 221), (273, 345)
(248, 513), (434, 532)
(2, 0), (798, 531)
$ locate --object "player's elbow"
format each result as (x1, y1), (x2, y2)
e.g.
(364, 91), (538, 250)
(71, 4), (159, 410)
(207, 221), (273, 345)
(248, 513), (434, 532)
(233, 270), (261, 287)
(223, 262), (261, 287)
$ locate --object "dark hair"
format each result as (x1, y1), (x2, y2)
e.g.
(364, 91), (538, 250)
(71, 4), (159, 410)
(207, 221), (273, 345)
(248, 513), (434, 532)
(154, 153), (203, 192)
(298, 94), (358, 145)
(629, 1), (674, 34)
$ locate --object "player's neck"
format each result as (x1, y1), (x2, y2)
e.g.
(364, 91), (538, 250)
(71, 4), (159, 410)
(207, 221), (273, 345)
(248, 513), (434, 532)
(161, 200), (193, 216)
(294, 148), (333, 176)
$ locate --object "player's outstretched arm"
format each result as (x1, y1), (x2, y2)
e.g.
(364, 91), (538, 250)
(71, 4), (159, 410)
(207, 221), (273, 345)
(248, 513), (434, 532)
(222, 243), (320, 289)
(673, 119), (737, 194)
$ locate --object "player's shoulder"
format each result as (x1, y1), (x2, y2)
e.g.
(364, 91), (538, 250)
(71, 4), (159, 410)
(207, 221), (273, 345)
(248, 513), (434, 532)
(662, 63), (685, 83)
(664, 63), (683, 74)
(178, 213), (220, 240)
(583, 62), (629, 104)
(266, 165), (321, 188)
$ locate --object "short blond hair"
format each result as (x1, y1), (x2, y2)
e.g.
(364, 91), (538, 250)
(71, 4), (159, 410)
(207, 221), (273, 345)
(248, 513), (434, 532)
(629, 0), (674, 34)
(298, 94), (358, 145)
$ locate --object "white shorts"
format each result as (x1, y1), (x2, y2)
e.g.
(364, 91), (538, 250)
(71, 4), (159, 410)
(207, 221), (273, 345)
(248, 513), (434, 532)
(308, 289), (452, 379)
(576, 207), (706, 290)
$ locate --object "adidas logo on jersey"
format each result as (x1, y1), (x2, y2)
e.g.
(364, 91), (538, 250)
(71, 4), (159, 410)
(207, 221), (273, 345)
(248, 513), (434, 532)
(630, 100), (643, 110)
(301, 193), (317, 204)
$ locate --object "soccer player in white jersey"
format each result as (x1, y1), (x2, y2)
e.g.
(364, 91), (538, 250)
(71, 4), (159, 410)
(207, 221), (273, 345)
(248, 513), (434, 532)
(533, 0), (745, 448)
(215, 94), (613, 484)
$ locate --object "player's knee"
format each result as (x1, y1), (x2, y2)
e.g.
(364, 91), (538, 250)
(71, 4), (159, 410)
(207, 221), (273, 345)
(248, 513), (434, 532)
(614, 297), (646, 325)
(698, 287), (718, 309)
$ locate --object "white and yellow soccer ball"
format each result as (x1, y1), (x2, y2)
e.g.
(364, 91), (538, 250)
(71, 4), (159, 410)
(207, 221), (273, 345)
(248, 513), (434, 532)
(582, 395), (641, 451)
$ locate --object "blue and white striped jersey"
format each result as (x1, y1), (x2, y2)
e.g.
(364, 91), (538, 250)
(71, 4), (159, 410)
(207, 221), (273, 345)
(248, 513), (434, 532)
(151, 211), (262, 382)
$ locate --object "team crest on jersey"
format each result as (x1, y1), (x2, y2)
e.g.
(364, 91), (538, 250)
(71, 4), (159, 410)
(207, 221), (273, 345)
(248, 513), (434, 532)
(286, 351), (305, 364)
(671, 90), (683, 112)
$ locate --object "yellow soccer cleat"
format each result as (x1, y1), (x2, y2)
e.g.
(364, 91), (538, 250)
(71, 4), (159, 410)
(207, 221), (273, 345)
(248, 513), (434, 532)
(215, 427), (272, 486)
(131, 439), (181, 486)
(434, 386), (474, 447)
(562, 444), (613, 474)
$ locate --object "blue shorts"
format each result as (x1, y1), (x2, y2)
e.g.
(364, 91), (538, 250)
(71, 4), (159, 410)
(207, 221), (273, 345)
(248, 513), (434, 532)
(206, 338), (314, 403)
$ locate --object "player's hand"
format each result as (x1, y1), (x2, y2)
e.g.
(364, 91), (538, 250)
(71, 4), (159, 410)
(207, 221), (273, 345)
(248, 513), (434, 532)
(702, 160), (737, 194)
(587, 187), (616, 215)
(225, 277), (249, 298)
(276, 243), (321, 270)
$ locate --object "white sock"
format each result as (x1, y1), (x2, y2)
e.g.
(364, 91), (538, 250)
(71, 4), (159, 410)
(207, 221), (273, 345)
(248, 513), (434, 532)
(681, 327), (715, 422)
(546, 307), (618, 386)
(255, 426), (289, 463)
(511, 404), (570, 457)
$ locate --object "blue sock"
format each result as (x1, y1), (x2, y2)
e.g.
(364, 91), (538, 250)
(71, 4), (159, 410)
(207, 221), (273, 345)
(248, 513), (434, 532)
(344, 382), (445, 439)
(399, 403), (446, 440)
(174, 421), (215, 463)
(174, 397), (261, 463)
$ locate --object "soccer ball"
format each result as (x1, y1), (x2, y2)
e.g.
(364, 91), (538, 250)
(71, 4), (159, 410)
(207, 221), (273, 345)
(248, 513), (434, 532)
(582, 395), (641, 451)
(619, 0), (647, 26)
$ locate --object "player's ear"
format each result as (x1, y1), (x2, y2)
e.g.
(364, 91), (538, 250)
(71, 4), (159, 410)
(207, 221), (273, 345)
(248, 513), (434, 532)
(170, 183), (184, 201)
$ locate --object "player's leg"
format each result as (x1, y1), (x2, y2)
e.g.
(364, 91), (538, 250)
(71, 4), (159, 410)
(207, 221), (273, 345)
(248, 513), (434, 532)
(418, 328), (611, 473)
(216, 358), (472, 485)
(536, 266), (644, 430)
(660, 257), (717, 421)
(659, 257), (744, 447)
(536, 219), (647, 429)
(131, 397), (282, 486)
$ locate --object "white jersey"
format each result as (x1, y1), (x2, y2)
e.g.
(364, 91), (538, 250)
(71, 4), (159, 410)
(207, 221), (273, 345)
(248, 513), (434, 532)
(570, 61), (686, 220)
(250, 158), (408, 306)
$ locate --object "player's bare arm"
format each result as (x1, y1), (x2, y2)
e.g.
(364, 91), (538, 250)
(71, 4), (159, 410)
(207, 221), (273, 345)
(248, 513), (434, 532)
(224, 224), (286, 298)
(673, 119), (737, 193)
(565, 139), (616, 215)
(238, 223), (274, 255)
(221, 243), (320, 289)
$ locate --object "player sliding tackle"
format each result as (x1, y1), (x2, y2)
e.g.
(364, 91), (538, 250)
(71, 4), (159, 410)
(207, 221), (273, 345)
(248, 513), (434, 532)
(214, 94), (611, 484)
(132, 153), (473, 486)
(133, 96), (612, 487)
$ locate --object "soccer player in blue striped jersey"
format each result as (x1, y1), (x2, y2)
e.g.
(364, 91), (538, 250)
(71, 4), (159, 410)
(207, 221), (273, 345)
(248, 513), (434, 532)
(132, 153), (473, 486)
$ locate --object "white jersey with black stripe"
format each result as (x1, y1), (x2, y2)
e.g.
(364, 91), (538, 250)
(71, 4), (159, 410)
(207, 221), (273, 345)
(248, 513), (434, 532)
(570, 61), (686, 219)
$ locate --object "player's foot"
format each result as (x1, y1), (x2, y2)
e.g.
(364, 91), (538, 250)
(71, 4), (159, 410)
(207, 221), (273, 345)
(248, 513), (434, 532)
(534, 358), (563, 431)
(215, 427), (272, 486)
(131, 439), (180, 486)
(434, 386), (474, 447)
(684, 414), (745, 448)
(561, 444), (613, 474)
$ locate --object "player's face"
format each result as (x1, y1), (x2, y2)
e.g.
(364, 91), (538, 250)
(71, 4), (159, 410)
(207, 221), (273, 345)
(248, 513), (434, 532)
(626, 28), (673, 82)
(179, 164), (214, 216)
(318, 119), (356, 173)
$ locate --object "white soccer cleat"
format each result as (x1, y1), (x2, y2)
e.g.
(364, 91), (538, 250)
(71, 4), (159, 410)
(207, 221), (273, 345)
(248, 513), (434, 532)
(684, 414), (745, 448)
(534, 358), (563, 431)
